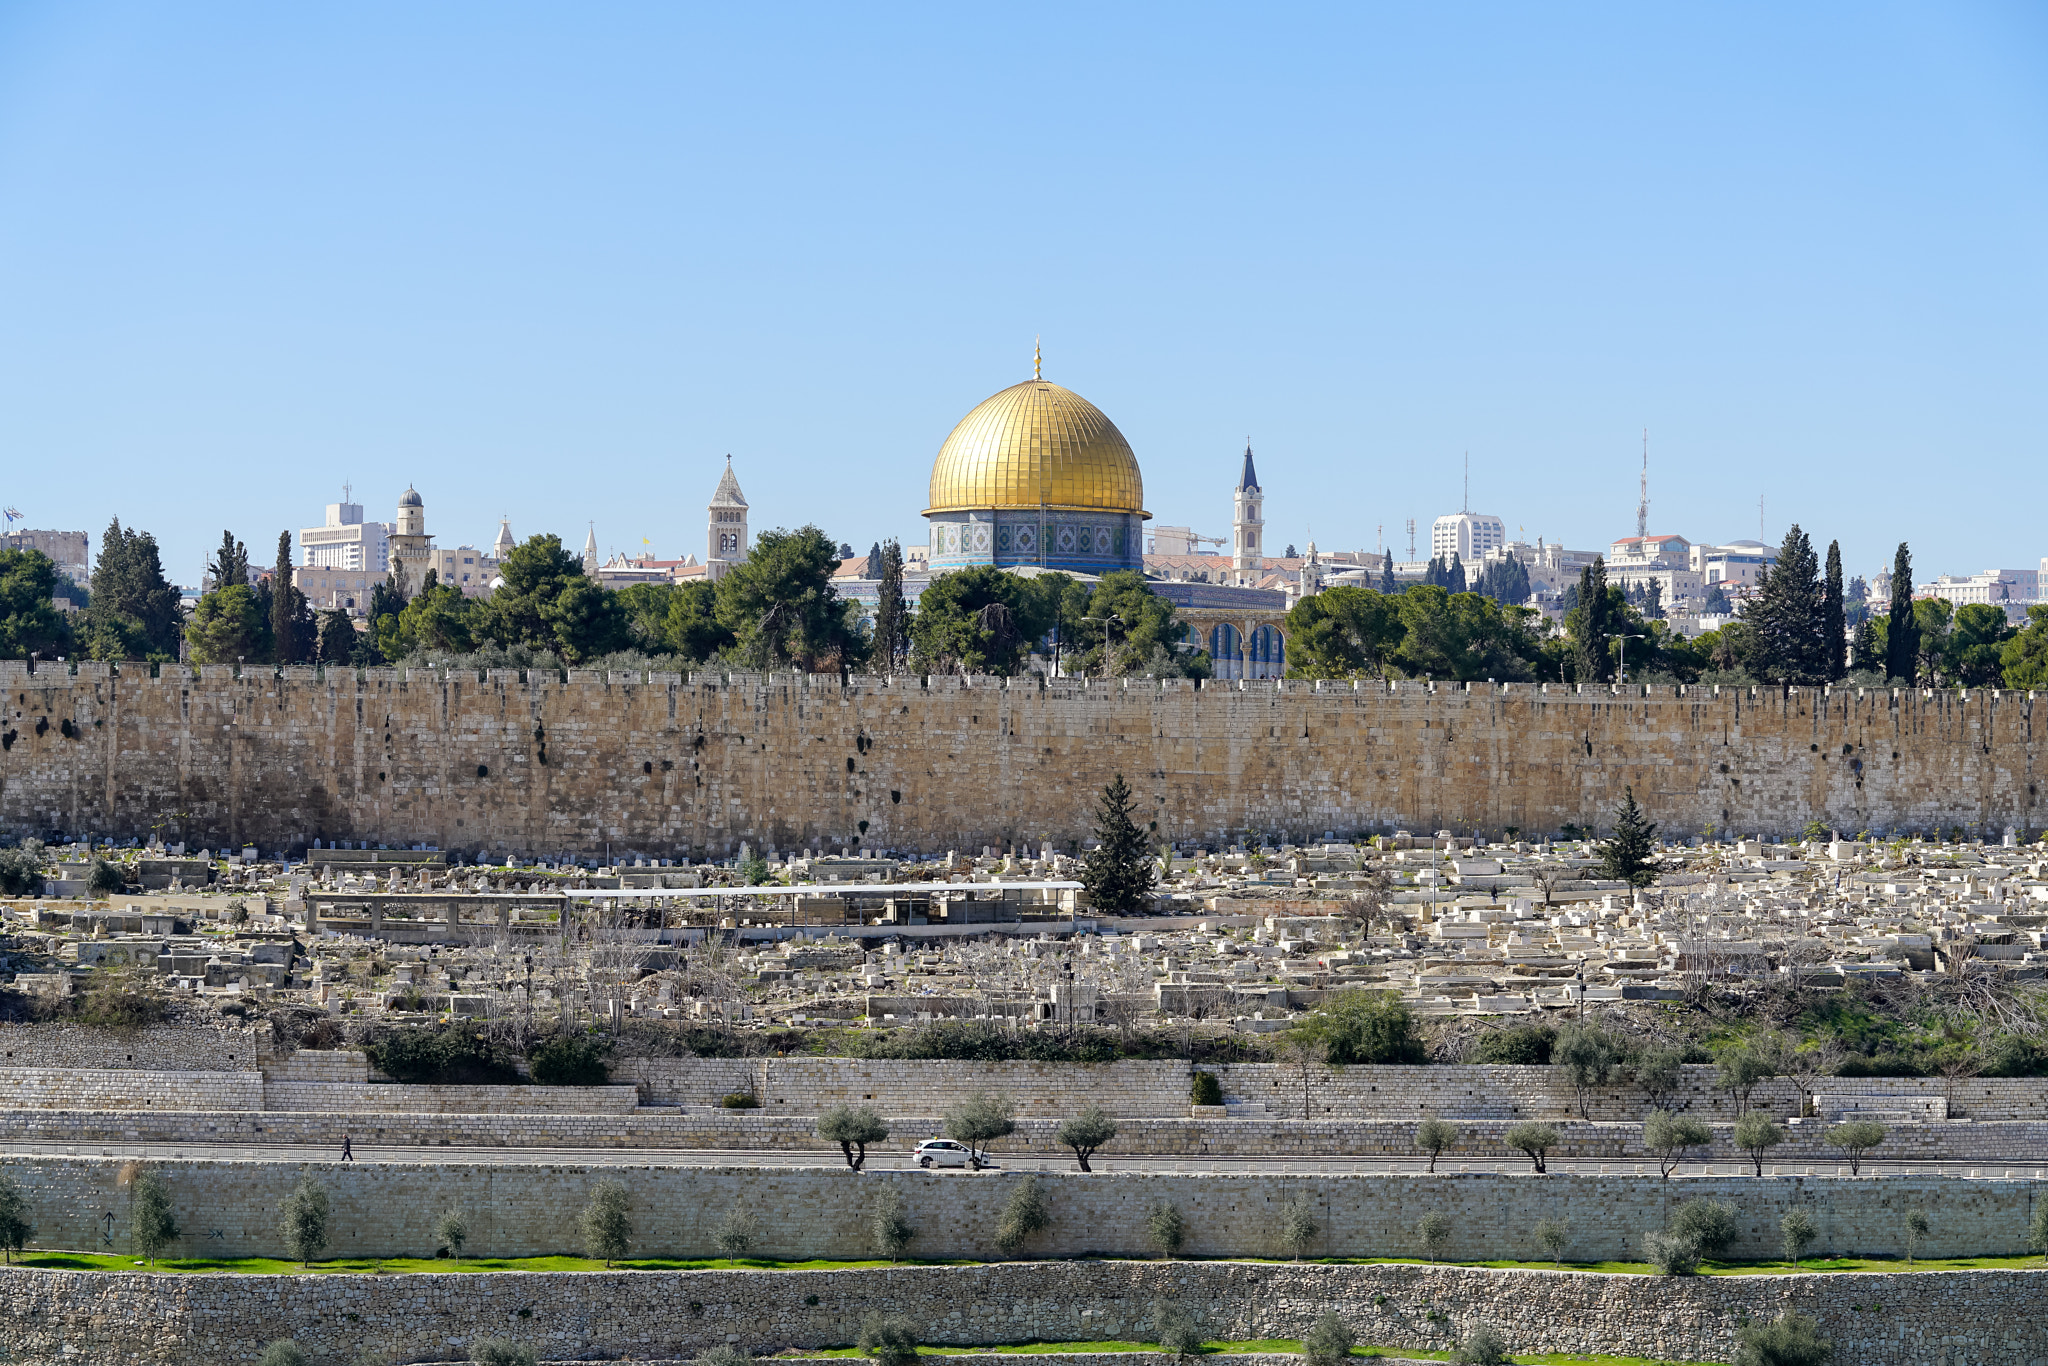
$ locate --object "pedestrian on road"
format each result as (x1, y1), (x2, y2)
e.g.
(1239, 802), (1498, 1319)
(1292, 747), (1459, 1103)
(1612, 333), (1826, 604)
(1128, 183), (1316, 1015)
(341, 1134), (353, 1163)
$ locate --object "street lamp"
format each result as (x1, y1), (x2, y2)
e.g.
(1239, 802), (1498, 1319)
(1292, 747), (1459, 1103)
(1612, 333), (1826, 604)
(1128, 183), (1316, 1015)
(1083, 613), (1126, 679)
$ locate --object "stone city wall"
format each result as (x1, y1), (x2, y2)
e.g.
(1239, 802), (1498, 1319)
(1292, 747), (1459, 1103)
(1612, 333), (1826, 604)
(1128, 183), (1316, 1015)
(0, 1257), (2044, 1366)
(261, 1081), (643, 1114)
(0, 1067), (263, 1111)
(9, 1106), (2048, 1164)
(7, 1159), (2044, 1264)
(0, 663), (2039, 853)
(0, 1021), (270, 1071)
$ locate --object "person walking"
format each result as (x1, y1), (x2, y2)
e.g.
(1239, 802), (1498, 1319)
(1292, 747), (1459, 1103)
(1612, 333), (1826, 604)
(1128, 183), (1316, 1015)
(340, 1133), (353, 1163)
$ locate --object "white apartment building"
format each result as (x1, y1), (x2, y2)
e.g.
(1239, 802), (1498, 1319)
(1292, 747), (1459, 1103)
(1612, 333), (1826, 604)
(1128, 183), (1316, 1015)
(428, 545), (496, 596)
(1918, 569), (2039, 607)
(1432, 512), (1507, 564)
(1607, 534), (1703, 610)
(300, 501), (394, 572)
(1692, 541), (1777, 589)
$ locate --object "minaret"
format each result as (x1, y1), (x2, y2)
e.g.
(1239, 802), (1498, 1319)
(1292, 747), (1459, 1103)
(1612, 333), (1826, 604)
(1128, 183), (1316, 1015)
(706, 456), (750, 581)
(1232, 443), (1263, 585)
(582, 523), (599, 576)
(388, 485), (432, 593)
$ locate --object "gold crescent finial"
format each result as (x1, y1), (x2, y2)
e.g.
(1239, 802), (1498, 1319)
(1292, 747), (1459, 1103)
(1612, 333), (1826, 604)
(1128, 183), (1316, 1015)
(1034, 336), (1042, 380)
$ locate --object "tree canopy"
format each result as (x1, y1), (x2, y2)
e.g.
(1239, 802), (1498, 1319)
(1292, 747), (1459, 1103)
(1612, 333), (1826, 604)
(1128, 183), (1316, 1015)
(84, 520), (181, 661)
(0, 549), (73, 660)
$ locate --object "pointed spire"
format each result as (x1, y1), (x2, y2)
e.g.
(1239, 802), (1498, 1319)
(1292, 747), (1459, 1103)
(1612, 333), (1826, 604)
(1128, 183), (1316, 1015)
(1236, 441), (1261, 493)
(582, 522), (598, 575)
(710, 455), (748, 508)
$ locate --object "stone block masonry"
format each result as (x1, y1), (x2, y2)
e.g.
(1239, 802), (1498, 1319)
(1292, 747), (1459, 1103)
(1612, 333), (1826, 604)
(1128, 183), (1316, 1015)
(0, 663), (2039, 853)
(0, 1022), (270, 1072)
(6, 1159), (2044, 1264)
(0, 1259), (2044, 1366)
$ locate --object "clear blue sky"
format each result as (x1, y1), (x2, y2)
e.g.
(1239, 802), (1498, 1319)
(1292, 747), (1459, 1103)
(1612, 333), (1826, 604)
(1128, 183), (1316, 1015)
(1, 2), (2042, 589)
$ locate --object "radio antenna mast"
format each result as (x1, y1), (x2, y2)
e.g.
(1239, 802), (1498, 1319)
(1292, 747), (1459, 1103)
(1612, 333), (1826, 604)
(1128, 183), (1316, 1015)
(1635, 429), (1649, 540)
(1405, 518), (1416, 561)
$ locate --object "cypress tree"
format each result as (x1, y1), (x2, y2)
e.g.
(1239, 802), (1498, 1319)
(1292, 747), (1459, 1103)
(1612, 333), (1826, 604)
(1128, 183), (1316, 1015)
(209, 531), (249, 590)
(1885, 542), (1918, 683)
(1572, 557), (1610, 684)
(1850, 618), (1879, 673)
(1379, 555), (1397, 594)
(270, 533), (297, 664)
(1447, 554), (1466, 594)
(871, 540), (908, 672)
(1743, 524), (1826, 684)
(1080, 773), (1156, 913)
(1597, 786), (1659, 888)
(84, 519), (181, 661)
(1822, 540), (1846, 681)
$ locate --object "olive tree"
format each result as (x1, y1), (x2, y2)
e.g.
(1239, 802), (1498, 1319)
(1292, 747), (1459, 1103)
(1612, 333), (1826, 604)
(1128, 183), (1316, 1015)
(256, 1342), (308, 1366)
(871, 1186), (914, 1262)
(1733, 1311), (1832, 1366)
(1734, 1112), (1785, 1176)
(818, 1104), (891, 1172)
(716, 1202), (759, 1257)
(993, 1175), (1049, 1255)
(1780, 1207), (1818, 1269)
(1715, 1046), (1777, 1118)
(1415, 1210), (1452, 1263)
(1055, 1105), (1118, 1172)
(1531, 1216), (1568, 1267)
(944, 1091), (1016, 1166)
(1415, 1116), (1459, 1173)
(435, 1207), (469, 1260)
(1669, 1198), (1738, 1262)
(857, 1313), (919, 1366)
(1823, 1119), (1886, 1175)
(1643, 1108), (1712, 1179)
(279, 1173), (331, 1268)
(1904, 1209), (1930, 1266)
(1450, 1326), (1509, 1365)
(470, 1341), (539, 1366)
(1302, 1313), (1353, 1366)
(1553, 1023), (1625, 1119)
(1150, 1299), (1204, 1357)
(1280, 1191), (1319, 1260)
(1503, 1121), (1560, 1174)
(129, 1168), (179, 1266)
(579, 1178), (632, 1266)
(1146, 1199), (1186, 1259)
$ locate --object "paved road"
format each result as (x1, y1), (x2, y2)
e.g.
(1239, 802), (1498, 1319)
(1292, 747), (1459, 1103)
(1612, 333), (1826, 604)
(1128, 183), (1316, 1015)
(3, 1140), (2040, 1179)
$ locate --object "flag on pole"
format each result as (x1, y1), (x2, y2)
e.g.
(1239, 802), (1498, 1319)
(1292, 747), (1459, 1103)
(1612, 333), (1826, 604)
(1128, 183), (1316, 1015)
(2, 507), (20, 524)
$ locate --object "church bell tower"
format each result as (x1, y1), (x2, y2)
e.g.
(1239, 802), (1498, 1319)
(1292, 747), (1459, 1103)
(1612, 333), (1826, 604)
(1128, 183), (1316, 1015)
(1232, 444), (1263, 586)
(706, 456), (749, 581)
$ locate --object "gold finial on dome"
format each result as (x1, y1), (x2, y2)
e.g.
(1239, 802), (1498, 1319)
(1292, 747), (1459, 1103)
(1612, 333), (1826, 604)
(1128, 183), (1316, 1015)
(1034, 336), (1042, 380)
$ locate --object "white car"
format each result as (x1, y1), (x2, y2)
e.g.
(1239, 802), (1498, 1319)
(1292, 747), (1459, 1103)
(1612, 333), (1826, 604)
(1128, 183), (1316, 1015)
(913, 1138), (987, 1169)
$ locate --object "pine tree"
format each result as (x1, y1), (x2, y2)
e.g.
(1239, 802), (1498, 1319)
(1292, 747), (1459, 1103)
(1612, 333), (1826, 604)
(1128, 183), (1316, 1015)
(1886, 542), (1918, 683)
(871, 539), (908, 672)
(1572, 557), (1610, 684)
(270, 533), (298, 664)
(83, 519), (182, 661)
(1822, 539), (1846, 681)
(1597, 786), (1659, 888)
(1081, 773), (1156, 912)
(1742, 524), (1827, 684)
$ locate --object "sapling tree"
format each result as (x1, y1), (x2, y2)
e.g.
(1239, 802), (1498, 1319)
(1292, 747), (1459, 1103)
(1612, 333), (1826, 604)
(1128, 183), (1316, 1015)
(471, 1340), (539, 1366)
(1531, 1217), (1568, 1268)
(1554, 1023), (1624, 1119)
(1415, 1116), (1459, 1173)
(1780, 1208), (1818, 1269)
(1715, 1046), (1776, 1118)
(279, 1173), (331, 1268)
(435, 1207), (469, 1260)
(1733, 1311), (1832, 1366)
(1669, 1199), (1738, 1262)
(871, 1186), (914, 1262)
(1904, 1209), (1930, 1266)
(994, 1176), (1049, 1254)
(1302, 1313), (1353, 1366)
(579, 1178), (632, 1266)
(1150, 1299), (1204, 1357)
(1280, 1192), (1319, 1260)
(0, 1171), (32, 1262)
(1642, 1230), (1700, 1276)
(857, 1313), (919, 1366)
(716, 1202), (759, 1257)
(1146, 1199), (1186, 1259)
(129, 1168), (179, 1266)
(256, 1342), (308, 1366)
(2028, 1200), (2048, 1264)
(1450, 1326), (1510, 1365)
(1415, 1210), (1452, 1262)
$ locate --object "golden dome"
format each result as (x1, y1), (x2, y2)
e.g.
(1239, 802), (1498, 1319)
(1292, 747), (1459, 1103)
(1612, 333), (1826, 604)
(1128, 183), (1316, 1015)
(925, 378), (1148, 517)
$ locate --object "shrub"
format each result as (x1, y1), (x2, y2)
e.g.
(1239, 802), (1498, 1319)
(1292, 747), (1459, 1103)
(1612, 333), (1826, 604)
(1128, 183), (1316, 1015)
(2030, 1200), (2048, 1262)
(86, 857), (126, 896)
(1531, 1216), (1568, 1267)
(1415, 1209), (1452, 1262)
(1669, 1198), (1738, 1260)
(870, 1186), (914, 1261)
(716, 1202), (759, 1257)
(1469, 1023), (1554, 1065)
(994, 1176), (1049, 1254)
(696, 1348), (751, 1366)
(579, 1178), (632, 1266)
(1146, 1199), (1186, 1259)
(1280, 1191), (1319, 1260)
(1780, 1208), (1818, 1268)
(818, 1103), (892, 1171)
(0, 840), (47, 896)
(721, 1092), (760, 1109)
(527, 1031), (612, 1086)
(1733, 1311), (1833, 1366)
(256, 1341), (308, 1366)
(1823, 1119), (1887, 1175)
(279, 1173), (331, 1267)
(1302, 1313), (1353, 1366)
(1450, 1326), (1509, 1366)
(0, 1171), (32, 1262)
(1733, 1112), (1785, 1176)
(435, 1207), (469, 1259)
(470, 1338), (539, 1366)
(365, 1024), (520, 1086)
(1642, 1229), (1700, 1276)
(857, 1312), (919, 1366)
(1190, 1071), (1224, 1106)
(1643, 1108), (1712, 1179)
(1503, 1121), (1560, 1173)
(1056, 1105), (1118, 1172)
(944, 1090), (1016, 1163)
(1290, 989), (1426, 1065)
(1415, 1116), (1459, 1173)
(129, 1168), (179, 1265)
(1151, 1298), (1204, 1357)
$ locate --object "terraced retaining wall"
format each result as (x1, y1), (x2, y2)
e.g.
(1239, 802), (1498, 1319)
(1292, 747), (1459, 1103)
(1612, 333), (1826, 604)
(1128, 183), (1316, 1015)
(0, 663), (2037, 853)
(7, 1160), (2044, 1263)
(0, 1259), (2039, 1366)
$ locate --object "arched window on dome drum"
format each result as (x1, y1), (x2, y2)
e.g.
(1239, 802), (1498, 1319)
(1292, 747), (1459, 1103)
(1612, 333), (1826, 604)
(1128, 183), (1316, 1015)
(1209, 623), (1242, 682)
(1247, 624), (1285, 681)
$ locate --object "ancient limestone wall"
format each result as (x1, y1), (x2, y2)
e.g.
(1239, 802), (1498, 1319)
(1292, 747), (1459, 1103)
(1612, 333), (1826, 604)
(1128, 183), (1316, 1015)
(0, 1022), (269, 1071)
(1, 663), (2039, 853)
(0, 1067), (262, 1111)
(7, 1158), (2043, 1264)
(0, 1257), (2042, 1366)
